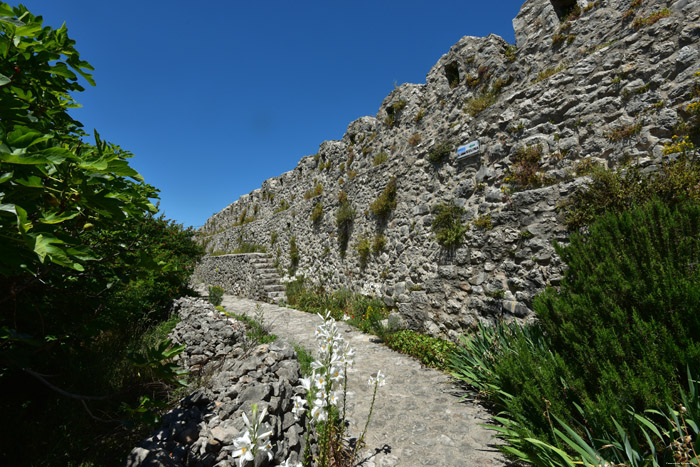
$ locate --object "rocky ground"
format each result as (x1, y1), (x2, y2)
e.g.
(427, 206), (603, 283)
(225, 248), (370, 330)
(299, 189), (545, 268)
(125, 297), (310, 466)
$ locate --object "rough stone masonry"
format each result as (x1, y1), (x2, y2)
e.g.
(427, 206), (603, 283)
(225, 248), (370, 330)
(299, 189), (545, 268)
(195, 0), (700, 340)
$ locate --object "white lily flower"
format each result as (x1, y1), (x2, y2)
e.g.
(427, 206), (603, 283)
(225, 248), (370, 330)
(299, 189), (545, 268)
(376, 369), (386, 387)
(291, 395), (307, 419)
(310, 403), (327, 423)
(299, 376), (312, 391)
(232, 432), (254, 467)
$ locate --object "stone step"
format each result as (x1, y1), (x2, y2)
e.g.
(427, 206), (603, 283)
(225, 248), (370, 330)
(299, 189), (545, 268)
(264, 284), (285, 292)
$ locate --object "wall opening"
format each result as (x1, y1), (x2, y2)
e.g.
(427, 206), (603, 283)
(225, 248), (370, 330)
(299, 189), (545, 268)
(444, 61), (460, 88)
(549, 0), (579, 20)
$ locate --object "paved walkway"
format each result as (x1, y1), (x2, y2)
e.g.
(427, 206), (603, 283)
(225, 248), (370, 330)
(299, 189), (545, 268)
(221, 295), (506, 467)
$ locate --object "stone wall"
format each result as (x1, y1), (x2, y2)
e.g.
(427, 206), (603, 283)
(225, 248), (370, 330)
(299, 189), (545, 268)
(196, 0), (700, 340)
(193, 253), (269, 302)
(125, 297), (309, 466)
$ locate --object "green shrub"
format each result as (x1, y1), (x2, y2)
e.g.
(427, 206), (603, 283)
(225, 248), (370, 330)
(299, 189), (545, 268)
(472, 213), (493, 230)
(563, 155), (700, 230)
(373, 152), (388, 166)
(356, 235), (371, 269)
(427, 141), (452, 164)
(304, 182), (323, 200)
(372, 235), (386, 254)
(431, 202), (467, 249)
(384, 330), (456, 370)
(311, 200), (323, 225)
(285, 277), (387, 335)
(289, 236), (300, 273)
(208, 285), (225, 306)
(466, 91), (497, 116)
(274, 199), (290, 213)
(233, 241), (266, 253)
(451, 199), (700, 461)
(336, 199), (355, 256)
(369, 177), (398, 221)
(505, 143), (545, 189)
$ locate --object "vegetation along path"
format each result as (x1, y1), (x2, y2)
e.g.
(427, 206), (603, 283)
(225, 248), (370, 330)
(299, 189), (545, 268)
(220, 294), (506, 466)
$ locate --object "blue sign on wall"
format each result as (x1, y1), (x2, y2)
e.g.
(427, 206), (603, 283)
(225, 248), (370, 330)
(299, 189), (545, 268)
(456, 140), (480, 160)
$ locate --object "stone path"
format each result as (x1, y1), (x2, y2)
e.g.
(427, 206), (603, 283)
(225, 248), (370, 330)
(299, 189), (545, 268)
(220, 295), (506, 467)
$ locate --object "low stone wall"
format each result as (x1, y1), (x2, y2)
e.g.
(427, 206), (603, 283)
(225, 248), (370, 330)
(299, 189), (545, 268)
(192, 253), (268, 302)
(124, 297), (309, 467)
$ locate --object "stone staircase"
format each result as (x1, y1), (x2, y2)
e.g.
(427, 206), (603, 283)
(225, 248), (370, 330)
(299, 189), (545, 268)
(250, 254), (287, 303)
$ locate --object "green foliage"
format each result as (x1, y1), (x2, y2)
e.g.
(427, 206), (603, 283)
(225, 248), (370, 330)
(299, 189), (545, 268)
(335, 198), (355, 256)
(451, 200), (700, 464)
(274, 198), (290, 213)
(356, 234), (371, 269)
(233, 241), (266, 253)
(466, 92), (497, 116)
(373, 152), (388, 166)
(293, 343), (315, 377)
(289, 236), (300, 273)
(304, 182), (323, 200)
(503, 44), (517, 61)
(633, 8), (671, 29)
(285, 276), (388, 334)
(208, 285), (225, 306)
(0, 6), (205, 463)
(605, 121), (642, 141)
(533, 63), (567, 84)
(384, 330), (456, 370)
(427, 141), (452, 164)
(311, 200), (323, 225)
(431, 202), (467, 249)
(505, 143), (546, 189)
(369, 177), (397, 221)
(563, 155), (700, 231)
(473, 213), (493, 230)
(227, 305), (277, 347)
(372, 235), (386, 254)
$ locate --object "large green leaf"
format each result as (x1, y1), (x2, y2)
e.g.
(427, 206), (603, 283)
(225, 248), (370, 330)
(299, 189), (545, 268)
(0, 72), (10, 86)
(15, 175), (43, 188)
(39, 209), (80, 224)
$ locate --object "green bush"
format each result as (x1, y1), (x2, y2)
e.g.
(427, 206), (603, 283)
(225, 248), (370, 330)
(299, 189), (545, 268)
(208, 285), (225, 306)
(431, 202), (467, 249)
(285, 277), (387, 335)
(233, 241), (266, 253)
(369, 177), (397, 221)
(311, 200), (323, 225)
(505, 143), (545, 189)
(289, 236), (300, 273)
(373, 152), (388, 166)
(372, 235), (386, 254)
(385, 330), (456, 370)
(0, 6), (204, 462)
(427, 141), (452, 164)
(356, 235), (371, 269)
(563, 155), (700, 231)
(451, 199), (700, 462)
(336, 199), (355, 256)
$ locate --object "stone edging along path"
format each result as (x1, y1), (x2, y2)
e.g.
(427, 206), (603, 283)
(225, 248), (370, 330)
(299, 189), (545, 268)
(221, 294), (506, 467)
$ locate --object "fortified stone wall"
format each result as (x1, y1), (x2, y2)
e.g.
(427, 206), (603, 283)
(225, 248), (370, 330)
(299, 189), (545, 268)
(197, 0), (700, 340)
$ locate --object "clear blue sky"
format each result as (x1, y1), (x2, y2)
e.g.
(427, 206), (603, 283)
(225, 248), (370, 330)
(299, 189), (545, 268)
(18, 0), (525, 228)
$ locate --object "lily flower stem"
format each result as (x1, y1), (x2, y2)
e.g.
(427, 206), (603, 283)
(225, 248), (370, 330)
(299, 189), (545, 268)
(351, 379), (379, 463)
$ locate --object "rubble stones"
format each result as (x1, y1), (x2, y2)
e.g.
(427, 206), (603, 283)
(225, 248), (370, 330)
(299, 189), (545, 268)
(125, 297), (309, 466)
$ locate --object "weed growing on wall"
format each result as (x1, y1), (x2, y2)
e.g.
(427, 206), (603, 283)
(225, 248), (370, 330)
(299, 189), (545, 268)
(431, 202), (467, 249)
(335, 197), (355, 257)
(427, 141), (452, 164)
(369, 177), (398, 222)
